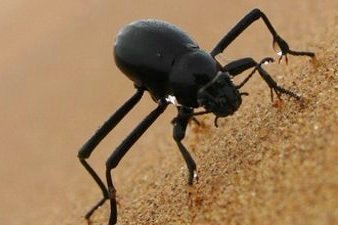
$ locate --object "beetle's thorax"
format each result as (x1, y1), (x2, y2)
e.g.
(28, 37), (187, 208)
(169, 50), (218, 107)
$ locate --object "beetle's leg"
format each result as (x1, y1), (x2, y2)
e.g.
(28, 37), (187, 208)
(77, 87), (144, 222)
(255, 65), (301, 100)
(105, 99), (168, 225)
(226, 57), (275, 89)
(210, 8), (314, 61)
(224, 57), (300, 100)
(223, 57), (274, 77)
(172, 106), (197, 185)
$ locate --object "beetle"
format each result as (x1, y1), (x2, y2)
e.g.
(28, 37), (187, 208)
(78, 8), (314, 225)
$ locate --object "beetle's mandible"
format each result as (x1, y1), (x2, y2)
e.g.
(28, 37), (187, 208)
(78, 8), (314, 225)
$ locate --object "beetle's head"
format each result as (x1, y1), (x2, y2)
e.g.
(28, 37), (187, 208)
(197, 72), (243, 117)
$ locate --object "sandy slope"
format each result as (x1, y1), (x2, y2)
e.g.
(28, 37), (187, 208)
(0, 1), (337, 225)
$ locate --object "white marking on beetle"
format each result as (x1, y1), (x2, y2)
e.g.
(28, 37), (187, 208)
(165, 95), (179, 105)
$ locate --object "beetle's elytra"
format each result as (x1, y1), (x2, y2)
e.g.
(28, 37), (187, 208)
(78, 8), (314, 225)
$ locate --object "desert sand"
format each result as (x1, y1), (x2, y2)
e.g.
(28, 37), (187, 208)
(0, 1), (337, 225)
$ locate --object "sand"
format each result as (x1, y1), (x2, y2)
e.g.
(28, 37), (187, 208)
(0, 1), (337, 225)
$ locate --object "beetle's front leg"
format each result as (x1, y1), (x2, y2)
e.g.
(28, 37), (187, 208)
(210, 8), (315, 62)
(172, 106), (197, 185)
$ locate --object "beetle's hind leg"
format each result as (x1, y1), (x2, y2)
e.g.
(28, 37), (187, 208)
(105, 99), (168, 224)
(78, 88), (144, 223)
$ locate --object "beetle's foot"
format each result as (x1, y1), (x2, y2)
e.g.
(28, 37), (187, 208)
(273, 35), (290, 64)
(85, 218), (91, 225)
(186, 182), (204, 208)
(272, 98), (284, 108)
(186, 184), (197, 207)
(273, 35), (315, 63)
(194, 170), (199, 183)
(270, 86), (300, 102)
(188, 169), (198, 185)
(83, 197), (109, 225)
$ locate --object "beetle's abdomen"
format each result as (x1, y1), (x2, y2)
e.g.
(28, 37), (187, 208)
(114, 19), (199, 100)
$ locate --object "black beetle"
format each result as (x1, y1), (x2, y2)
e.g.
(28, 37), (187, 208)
(78, 8), (314, 225)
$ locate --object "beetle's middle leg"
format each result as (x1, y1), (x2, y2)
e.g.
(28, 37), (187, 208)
(172, 106), (197, 185)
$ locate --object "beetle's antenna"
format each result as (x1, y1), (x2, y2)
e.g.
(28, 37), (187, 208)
(240, 92), (249, 96)
(193, 110), (210, 116)
(214, 116), (220, 127)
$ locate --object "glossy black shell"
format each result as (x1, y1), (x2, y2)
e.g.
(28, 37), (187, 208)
(114, 19), (201, 101)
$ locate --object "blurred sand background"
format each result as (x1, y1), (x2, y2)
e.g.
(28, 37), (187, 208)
(0, 1), (337, 225)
